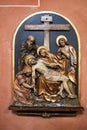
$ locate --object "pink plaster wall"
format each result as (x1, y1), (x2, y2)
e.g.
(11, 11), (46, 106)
(0, 0), (87, 130)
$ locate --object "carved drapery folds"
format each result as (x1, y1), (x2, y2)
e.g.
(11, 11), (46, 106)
(9, 11), (84, 116)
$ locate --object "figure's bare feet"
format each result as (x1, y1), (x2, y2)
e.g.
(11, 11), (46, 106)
(68, 94), (77, 99)
(58, 91), (65, 98)
(35, 97), (44, 102)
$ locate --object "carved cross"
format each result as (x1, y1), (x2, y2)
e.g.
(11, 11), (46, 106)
(24, 15), (70, 50)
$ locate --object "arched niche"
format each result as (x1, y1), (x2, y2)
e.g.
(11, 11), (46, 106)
(9, 11), (84, 117)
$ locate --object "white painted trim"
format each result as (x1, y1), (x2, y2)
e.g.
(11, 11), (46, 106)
(0, 0), (40, 7)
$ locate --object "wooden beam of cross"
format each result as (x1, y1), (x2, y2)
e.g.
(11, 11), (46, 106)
(24, 15), (70, 50)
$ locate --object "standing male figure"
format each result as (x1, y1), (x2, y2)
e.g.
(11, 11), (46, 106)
(56, 35), (77, 96)
(19, 35), (38, 71)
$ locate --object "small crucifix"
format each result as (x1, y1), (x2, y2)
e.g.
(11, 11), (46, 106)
(24, 15), (70, 50)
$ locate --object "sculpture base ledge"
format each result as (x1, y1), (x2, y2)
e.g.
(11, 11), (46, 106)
(9, 104), (84, 117)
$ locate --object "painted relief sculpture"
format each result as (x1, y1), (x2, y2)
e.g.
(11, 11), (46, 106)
(9, 11), (84, 116)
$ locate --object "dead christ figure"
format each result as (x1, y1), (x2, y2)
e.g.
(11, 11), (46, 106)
(26, 54), (76, 102)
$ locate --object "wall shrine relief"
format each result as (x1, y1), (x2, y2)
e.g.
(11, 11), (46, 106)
(9, 11), (84, 117)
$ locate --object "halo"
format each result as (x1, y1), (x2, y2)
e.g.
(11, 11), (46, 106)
(56, 35), (67, 46)
(37, 46), (48, 55)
